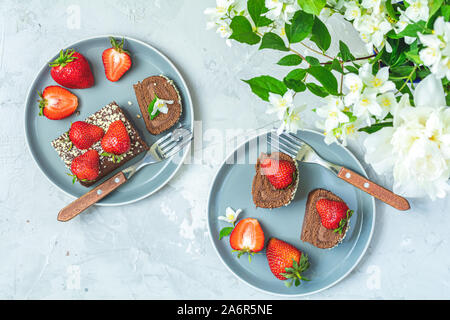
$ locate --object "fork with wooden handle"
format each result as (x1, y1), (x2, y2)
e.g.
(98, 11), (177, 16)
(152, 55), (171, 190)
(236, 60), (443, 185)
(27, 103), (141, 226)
(269, 132), (410, 211)
(58, 127), (193, 222)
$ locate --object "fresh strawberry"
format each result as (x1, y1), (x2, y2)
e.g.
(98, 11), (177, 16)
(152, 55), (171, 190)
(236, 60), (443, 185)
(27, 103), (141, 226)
(266, 238), (310, 287)
(69, 150), (100, 183)
(49, 49), (94, 89)
(102, 37), (132, 82)
(101, 120), (131, 162)
(260, 158), (297, 190)
(229, 218), (265, 262)
(37, 86), (78, 120)
(316, 199), (354, 234)
(69, 121), (104, 150)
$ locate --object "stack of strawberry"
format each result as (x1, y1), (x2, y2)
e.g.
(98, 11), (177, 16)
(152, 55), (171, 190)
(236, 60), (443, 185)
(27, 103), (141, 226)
(38, 37), (134, 183)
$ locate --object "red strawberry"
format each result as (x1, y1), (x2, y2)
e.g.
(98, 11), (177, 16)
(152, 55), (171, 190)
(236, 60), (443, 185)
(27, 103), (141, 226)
(102, 37), (132, 82)
(229, 218), (265, 262)
(70, 150), (100, 183)
(50, 49), (94, 89)
(316, 199), (353, 234)
(69, 121), (104, 150)
(37, 86), (78, 120)
(266, 238), (310, 287)
(101, 120), (131, 162)
(260, 158), (297, 189)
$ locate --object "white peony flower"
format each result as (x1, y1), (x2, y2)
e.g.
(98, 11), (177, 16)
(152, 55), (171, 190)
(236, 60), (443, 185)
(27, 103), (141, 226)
(364, 75), (450, 200)
(218, 207), (242, 225)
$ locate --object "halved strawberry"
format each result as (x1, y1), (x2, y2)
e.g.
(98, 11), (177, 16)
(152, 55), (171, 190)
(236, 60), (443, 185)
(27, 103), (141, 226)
(102, 37), (132, 82)
(260, 158), (297, 190)
(69, 150), (100, 183)
(101, 120), (131, 163)
(37, 86), (78, 120)
(69, 121), (104, 150)
(229, 218), (265, 262)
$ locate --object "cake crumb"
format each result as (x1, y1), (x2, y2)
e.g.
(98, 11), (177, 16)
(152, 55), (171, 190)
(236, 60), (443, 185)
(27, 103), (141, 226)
(137, 114), (141, 119)
(128, 101), (132, 106)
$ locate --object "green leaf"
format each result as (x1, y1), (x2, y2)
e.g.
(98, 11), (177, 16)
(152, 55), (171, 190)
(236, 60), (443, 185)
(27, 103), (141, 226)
(147, 96), (159, 120)
(248, 0), (273, 27)
(345, 65), (359, 74)
(242, 75), (287, 101)
(389, 21), (428, 38)
(229, 16), (261, 45)
(306, 83), (329, 97)
(442, 5), (450, 21)
(339, 41), (355, 61)
(429, 0), (444, 17)
(284, 69), (307, 92)
(307, 66), (339, 95)
(297, 0), (326, 16)
(385, 0), (398, 21)
(285, 10), (314, 43)
(310, 17), (331, 52)
(259, 32), (289, 51)
(358, 122), (393, 134)
(219, 227), (234, 240)
(277, 54), (303, 66)
(305, 56), (321, 66)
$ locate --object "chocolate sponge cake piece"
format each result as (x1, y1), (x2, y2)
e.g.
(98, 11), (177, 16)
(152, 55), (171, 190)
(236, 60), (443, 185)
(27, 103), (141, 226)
(51, 102), (149, 187)
(133, 75), (182, 135)
(252, 152), (299, 209)
(300, 189), (349, 249)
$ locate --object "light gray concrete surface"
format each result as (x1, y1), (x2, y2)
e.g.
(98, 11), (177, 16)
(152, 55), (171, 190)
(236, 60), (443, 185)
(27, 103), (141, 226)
(0, 0), (449, 299)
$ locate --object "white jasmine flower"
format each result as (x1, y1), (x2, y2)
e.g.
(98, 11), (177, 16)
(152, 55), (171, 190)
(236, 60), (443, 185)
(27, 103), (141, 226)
(361, 0), (381, 14)
(264, 0), (299, 24)
(343, 73), (363, 106)
(277, 104), (306, 135)
(218, 207), (242, 225)
(376, 92), (397, 120)
(266, 89), (295, 120)
(354, 13), (393, 52)
(151, 98), (173, 116)
(359, 63), (396, 94)
(215, 22), (233, 47)
(204, 0), (235, 19)
(419, 17), (450, 80)
(353, 89), (382, 125)
(364, 75), (450, 200)
(316, 97), (350, 137)
(403, 0), (429, 22)
(343, 1), (361, 21)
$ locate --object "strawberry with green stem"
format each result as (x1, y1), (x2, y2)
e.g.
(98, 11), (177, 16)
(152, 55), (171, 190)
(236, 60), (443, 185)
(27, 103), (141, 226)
(50, 49), (94, 89)
(68, 150), (100, 184)
(229, 218), (265, 263)
(101, 120), (131, 163)
(316, 199), (354, 235)
(102, 37), (132, 82)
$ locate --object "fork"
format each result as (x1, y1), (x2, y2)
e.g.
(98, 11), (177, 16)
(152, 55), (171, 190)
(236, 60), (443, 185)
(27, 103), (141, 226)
(57, 126), (193, 222)
(268, 131), (410, 211)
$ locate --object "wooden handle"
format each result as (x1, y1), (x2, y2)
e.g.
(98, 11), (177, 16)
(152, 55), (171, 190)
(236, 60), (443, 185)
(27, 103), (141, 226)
(57, 172), (128, 222)
(338, 167), (410, 211)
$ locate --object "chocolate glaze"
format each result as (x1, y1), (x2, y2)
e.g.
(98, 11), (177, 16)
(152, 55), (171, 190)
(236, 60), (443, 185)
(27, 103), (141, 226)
(251, 152), (299, 209)
(133, 75), (182, 135)
(300, 189), (349, 249)
(51, 102), (149, 187)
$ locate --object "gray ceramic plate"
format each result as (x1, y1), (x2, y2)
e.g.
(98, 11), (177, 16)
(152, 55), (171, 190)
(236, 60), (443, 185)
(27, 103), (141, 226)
(24, 35), (193, 206)
(207, 130), (375, 296)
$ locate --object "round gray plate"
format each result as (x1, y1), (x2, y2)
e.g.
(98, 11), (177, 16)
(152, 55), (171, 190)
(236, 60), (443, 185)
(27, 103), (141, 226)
(207, 130), (375, 296)
(24, 35), (193, 206)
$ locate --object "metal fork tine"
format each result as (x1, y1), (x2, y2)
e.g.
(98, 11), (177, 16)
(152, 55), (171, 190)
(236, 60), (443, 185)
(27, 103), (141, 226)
(279, 133), (303, 150)
(268, 140), (296, 158)
(160, 130), (192, 153)
(154, 130), (174, 147)
(163, 134), (193, 158)
(156, 125), (188, 149)
(270, 135), (299, 155)
(286, 132), (306, 147)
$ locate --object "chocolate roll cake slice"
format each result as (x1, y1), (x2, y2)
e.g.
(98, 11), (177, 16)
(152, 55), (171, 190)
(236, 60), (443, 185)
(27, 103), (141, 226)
(133, 75), (182, 135)
(300, 189), (350, 249)
(252, 152), (299, 209)
(51, 102), (149, 187)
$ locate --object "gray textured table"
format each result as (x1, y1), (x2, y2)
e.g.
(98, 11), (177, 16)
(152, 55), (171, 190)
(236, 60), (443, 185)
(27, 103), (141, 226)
(1, 0), (449, 299)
